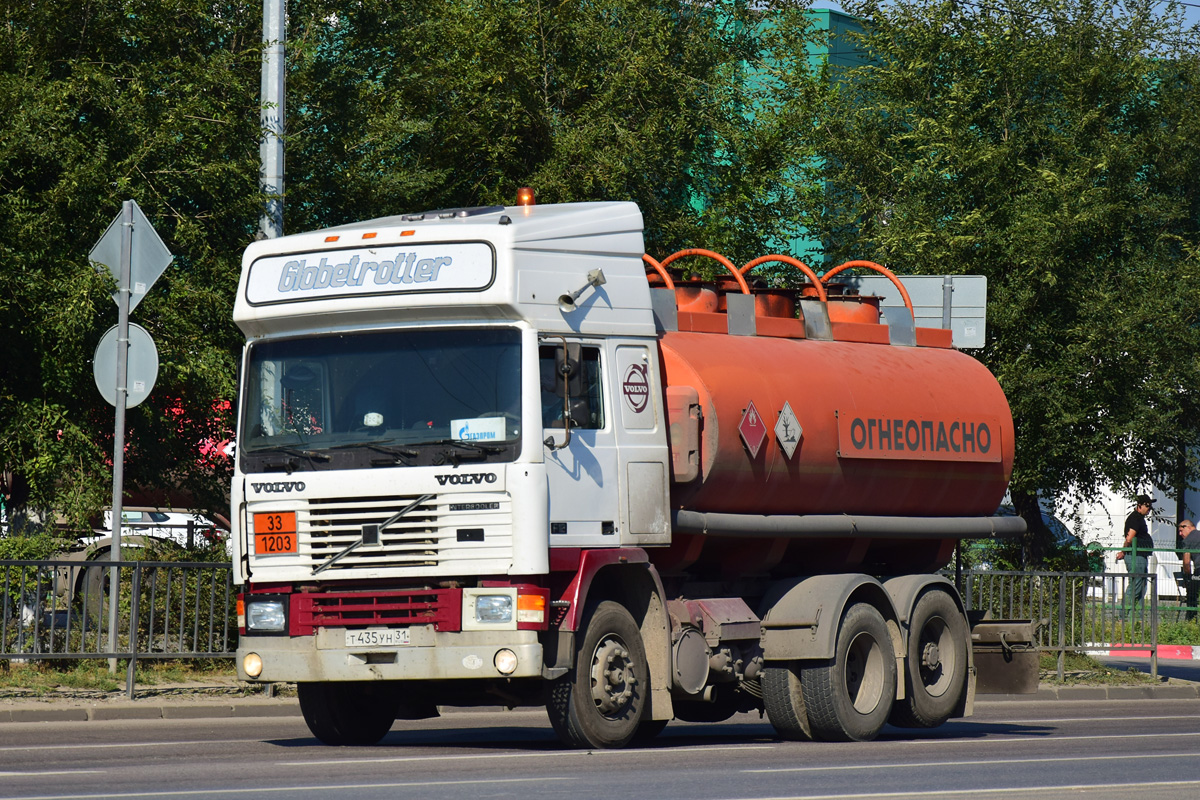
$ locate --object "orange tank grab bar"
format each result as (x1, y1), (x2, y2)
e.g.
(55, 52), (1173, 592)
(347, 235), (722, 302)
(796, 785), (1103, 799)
(739, 255), (828, 303)
(658, 248), (751, 295)
(642, 253), (675, 290)
(821, 260), (914, 318)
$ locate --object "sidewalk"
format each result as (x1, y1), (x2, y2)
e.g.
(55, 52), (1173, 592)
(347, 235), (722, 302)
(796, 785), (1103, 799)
(0, 680), (302, 724)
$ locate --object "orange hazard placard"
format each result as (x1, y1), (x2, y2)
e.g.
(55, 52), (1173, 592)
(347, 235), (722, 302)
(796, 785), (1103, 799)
(253, 511), (297, 555)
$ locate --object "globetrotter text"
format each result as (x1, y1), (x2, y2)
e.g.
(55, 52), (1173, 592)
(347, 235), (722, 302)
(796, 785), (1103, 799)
(277, 254), (452, 293)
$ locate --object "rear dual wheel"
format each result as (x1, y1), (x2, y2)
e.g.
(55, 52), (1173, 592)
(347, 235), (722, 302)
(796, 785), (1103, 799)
(765, 602), (897, 742)
(889, 589), (968, 728)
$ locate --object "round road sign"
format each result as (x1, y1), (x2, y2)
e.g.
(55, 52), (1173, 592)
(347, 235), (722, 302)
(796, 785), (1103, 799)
(93, 323), (159, 408)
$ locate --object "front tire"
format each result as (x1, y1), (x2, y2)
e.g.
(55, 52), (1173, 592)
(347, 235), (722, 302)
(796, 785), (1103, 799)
(547, 601), (650, 749)
(298, 682), (399, 746)
(889, 589), (968, 728)
(801, 602), (897, 742)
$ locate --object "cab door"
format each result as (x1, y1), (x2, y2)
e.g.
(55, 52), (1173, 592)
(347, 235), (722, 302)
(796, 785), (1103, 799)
(541, 340), (620, 547)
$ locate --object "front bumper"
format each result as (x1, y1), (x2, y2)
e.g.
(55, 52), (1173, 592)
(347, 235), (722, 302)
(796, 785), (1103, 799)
(237, 626), (543, 682)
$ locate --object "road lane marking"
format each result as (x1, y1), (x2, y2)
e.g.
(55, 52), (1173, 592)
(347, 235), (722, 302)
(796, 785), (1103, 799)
(0, 771), (105, 777)
(893, 730), (1200, 744)
(278, 743), (777, 766)
(0, 743), (265, 753)
(737, 779), (1200, 800)
(745, 751), (1195, 773)
(0, 776), (573, 800)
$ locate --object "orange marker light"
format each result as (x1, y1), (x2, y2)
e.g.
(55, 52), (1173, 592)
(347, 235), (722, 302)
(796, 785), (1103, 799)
(516, 592), (546, 624)
(516, 187), (536, 206)
(400, 230), (415, 237)
(362, 232), (377, 239)
(324, 235), (340, 242)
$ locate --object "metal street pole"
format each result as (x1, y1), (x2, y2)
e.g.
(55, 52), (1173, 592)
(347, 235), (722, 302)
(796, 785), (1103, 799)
(108, 200), (133, 671)
(260, 0), (286, 239)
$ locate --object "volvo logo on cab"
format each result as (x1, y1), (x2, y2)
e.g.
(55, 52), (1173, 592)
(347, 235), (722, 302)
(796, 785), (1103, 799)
(251, 481), (307, 493)
(434, 473), (498, 486)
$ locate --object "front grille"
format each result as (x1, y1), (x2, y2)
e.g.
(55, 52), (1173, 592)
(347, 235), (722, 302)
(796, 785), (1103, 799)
(291, 588), (462, 635)
(307, 495), (441, 569)
(248, 492), (514, 578)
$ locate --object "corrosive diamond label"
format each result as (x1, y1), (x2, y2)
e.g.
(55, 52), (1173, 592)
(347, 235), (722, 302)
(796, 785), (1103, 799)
(775, 401), (803, 459)
(738, 401), (768, 458)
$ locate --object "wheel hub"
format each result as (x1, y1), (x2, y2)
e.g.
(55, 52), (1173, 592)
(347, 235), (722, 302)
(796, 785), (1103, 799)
(921, 641), (941, 670)
(590, 637), (636, 716)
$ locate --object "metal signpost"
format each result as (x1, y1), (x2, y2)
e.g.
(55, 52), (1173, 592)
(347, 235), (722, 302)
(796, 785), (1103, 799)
(89, 200), (172, 666)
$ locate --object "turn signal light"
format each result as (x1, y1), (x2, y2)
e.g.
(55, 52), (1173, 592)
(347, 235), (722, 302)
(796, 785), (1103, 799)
(517, 591), (546, 624)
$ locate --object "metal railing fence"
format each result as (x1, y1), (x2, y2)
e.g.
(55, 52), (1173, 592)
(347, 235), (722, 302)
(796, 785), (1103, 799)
(961, 569), (1168, 679)
(0, 559), (235, 697)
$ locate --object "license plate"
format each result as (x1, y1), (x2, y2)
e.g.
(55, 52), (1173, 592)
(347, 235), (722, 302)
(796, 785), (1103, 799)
(254, 512), (297, 555)
(345, 629), (410, 648)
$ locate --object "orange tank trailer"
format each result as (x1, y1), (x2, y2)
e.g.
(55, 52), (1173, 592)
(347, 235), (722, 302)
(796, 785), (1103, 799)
(648, 252), (1015, 577)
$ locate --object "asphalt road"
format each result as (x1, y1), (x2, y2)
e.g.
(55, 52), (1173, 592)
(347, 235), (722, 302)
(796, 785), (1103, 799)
(1, 697), (1198, 800)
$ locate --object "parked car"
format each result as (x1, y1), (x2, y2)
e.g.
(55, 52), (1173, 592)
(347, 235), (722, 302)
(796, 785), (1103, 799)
(52, 508), (229, 622)
(86, 509), (227, 551)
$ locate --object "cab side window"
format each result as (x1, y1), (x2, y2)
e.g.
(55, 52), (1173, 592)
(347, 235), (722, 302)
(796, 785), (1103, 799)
(539, 344), (604, 429)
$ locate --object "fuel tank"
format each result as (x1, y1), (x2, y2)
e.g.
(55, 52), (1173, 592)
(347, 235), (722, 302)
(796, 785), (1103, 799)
(658, 331), (1014, 518)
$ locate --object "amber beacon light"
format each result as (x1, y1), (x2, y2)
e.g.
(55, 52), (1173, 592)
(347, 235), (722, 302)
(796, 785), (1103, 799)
(516, 187), (536, 206)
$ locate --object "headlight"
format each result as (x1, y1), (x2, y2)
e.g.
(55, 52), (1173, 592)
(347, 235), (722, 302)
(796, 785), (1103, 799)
(246, 599), (286, 632)
(474, 594), (513, 624)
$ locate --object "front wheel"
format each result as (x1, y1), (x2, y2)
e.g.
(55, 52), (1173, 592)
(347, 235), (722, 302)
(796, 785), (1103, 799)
(547, 600), (650, 749)
(298, 682), (399, 746)
(889, 589), (968, 728)
(801, 602), (897, 742)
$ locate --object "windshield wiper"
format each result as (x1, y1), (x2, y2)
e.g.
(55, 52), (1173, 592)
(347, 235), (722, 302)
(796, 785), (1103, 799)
(249, 445), (331, 474)
(422, 438), (505, 464)
(331, 440), (419, 465)
(251, 446), (331, 462)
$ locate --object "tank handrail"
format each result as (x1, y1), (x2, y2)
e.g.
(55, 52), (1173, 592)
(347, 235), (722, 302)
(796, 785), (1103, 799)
(821, 260), (914, 318)
(642, 253), (675, 290)
(739, 255), (828, 303)
(658, 248), (751, 295)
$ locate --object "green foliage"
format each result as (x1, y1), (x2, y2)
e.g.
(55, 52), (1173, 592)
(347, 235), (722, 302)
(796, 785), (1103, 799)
(1, 1), (826, 530)
(0, 529), (73, 560)
(814, 1), (1200, 563)
(1157, 618), (1200, 644)
(284, 0), (826, 259)
(0, 1), (260, 526)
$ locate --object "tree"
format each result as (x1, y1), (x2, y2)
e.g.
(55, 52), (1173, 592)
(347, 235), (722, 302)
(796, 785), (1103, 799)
(1, 1), (827, 533)
(812, 0), (1200, 564)
(0, 1), (263, 530)
(283, 0), (825, 258)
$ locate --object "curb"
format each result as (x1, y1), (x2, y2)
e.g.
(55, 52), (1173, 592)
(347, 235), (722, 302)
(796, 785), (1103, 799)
(0, 699), (301, 724)
(1094, 645), (1200, 660)
(976, 682), (1200, 703)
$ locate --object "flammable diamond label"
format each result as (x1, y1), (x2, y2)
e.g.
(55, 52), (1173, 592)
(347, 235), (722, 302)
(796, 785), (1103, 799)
(738, 400), (768, 458)
(775, 401), (803, 459)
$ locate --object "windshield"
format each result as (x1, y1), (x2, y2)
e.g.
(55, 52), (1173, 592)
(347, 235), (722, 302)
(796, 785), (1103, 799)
(240, 328), (521, 471)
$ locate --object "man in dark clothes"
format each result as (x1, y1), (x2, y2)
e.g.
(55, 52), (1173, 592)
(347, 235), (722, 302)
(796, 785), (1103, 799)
(1179, 519), (1199, 622)
(1115, 494), (1155, 619)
